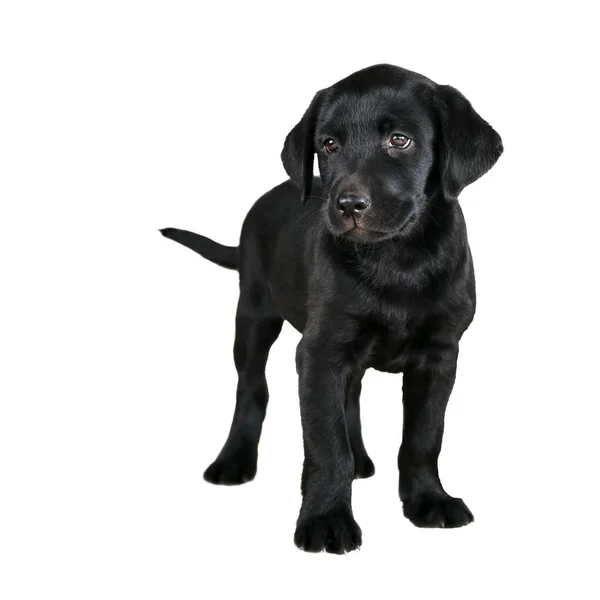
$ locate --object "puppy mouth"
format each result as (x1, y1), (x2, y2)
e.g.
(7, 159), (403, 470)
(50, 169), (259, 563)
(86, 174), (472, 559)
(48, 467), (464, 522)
(328, 213), (416, 242)
(341, 225), (390, 243)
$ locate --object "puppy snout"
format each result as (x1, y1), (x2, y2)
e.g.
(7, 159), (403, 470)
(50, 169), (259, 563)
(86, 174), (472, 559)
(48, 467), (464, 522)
(337, 194), (371, 217)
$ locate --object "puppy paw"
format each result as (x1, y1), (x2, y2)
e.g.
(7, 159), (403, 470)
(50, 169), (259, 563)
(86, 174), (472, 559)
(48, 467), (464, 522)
(403, 494), (473, 528)
(294, 508), (362, 554)
(203, 450), (257, 485)
(353, 454), (375, 479)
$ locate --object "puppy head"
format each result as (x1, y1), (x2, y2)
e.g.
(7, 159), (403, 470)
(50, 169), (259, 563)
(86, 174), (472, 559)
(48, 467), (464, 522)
(281, 64), (503, 243)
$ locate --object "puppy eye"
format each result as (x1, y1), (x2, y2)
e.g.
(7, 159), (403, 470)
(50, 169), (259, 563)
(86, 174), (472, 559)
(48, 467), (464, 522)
(390, 134), (411, 149)
(323, 138), (339, 154)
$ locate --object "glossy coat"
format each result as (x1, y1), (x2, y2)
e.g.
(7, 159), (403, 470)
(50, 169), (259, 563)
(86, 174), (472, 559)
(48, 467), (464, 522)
(161, 64), (502, 553)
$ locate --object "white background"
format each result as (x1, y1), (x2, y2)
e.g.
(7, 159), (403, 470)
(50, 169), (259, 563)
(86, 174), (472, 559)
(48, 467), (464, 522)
(1, 1), (599, 598)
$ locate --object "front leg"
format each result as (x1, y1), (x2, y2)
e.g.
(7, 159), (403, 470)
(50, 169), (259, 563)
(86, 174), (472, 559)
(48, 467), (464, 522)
(293, 337), (362, 554)
(399, 346), (474, 528)
(346, 370), (375, 479)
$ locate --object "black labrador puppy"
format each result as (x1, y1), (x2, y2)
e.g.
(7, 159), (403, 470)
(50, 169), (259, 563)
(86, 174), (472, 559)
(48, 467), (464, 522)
(161, 64), (502, 554)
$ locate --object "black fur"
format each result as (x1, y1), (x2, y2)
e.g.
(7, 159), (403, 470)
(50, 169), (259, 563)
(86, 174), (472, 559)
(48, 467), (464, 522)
(161, 64), (502, 553)
(160, 227), (237, 269)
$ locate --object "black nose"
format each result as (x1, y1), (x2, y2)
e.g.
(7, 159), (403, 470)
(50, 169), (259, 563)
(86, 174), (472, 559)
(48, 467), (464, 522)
(337, 194), (371, 216)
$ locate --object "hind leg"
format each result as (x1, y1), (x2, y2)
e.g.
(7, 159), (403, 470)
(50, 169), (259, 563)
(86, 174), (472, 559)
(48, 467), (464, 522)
(346, 370), (375, 479)
(204, 284), (283, 485)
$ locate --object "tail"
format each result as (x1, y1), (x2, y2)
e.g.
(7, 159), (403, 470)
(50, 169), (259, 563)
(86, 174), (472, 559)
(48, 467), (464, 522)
(160, 228), (238, 270)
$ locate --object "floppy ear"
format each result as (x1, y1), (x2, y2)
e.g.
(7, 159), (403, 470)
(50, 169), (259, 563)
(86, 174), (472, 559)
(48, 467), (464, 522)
(281, 91), (324, 203)
(436, 85), (503, 200)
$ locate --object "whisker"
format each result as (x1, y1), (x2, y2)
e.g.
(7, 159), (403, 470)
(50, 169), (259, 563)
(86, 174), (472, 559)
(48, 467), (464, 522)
(299, 208), (323, 235)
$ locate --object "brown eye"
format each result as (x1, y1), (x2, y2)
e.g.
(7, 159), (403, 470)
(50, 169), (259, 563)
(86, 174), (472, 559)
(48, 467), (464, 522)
(324, 138), (339, 153)
(390, 134), (411, 149)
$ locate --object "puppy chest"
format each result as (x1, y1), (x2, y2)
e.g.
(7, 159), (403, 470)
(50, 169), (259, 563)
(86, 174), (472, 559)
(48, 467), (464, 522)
(366, 323), (415, 373)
